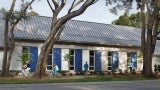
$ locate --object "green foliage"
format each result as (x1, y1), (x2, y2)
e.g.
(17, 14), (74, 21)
(64, 53), (71, 61)
(112, 12), (142, 28)
(19, 48), (33, 64)
(28, 11), (39, 16)
(0, 7), (6, 12)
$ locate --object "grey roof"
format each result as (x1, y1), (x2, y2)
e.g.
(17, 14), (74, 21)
(0, 12), (160, 55)
(12, 16), (141, 47)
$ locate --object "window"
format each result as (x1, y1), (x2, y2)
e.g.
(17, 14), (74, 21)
(69, 49), (75, 70)
(108, 51), (113, 70)
(47, 50), (53, 70)
(22, 47), (32, 64)
(89, 50), (95, 70)
(127, 52), (132, 69)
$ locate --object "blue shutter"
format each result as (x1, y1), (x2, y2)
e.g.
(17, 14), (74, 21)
(131, 52), (137, 69)
(53, 48), (61, 71)
(95, 51), (101, 71)
(75, 49), (82, 71)
(113, 51), (119, 71)
(30, 47), (38, 72)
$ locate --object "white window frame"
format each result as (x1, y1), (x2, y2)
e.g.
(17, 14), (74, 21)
(89, 50), (95, 71)
(107, 51), (113, 71)
(69, 49), (75, 70)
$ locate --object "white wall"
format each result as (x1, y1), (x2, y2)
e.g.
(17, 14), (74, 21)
(101, 51), (108, 71)
(119, 52), (127, 72)
(82, 50), (89, 70)
(152, 56), (160, 72)
(10, 46), (22, 70)
(61, 49), (69, 71)
(0, 46), (22, 70)
(1, 41), (159, 72)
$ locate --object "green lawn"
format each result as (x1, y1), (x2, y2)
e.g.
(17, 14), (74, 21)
(0, 76), (154, 84)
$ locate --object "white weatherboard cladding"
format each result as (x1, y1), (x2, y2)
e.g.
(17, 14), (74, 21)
(119, 52), (127, 72)
(152, 57), (160, 72)
(101, 51), (108, 71)
(15, 42), (43, 49)
(0, 40), (158, 71)
(0, 51), (4, 70)
(137, 52), (143, 71)
(152, 57), (160, 66)
(61, 49), (69, 71)
(10, 46), (22, 70)
(82, 50), (89, 70)
(0, 46), (22, 70)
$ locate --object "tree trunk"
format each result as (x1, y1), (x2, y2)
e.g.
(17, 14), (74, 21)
(5, 27), (15, 77)
(33, 45), (48, 78)
(33, 23), (63, 78)
(1, 19), (9, 77)
(1, 0), (17, 77)
(144, 41), (153, 77)
(140, 0), (146, 74)
(143, 18), (154, 77)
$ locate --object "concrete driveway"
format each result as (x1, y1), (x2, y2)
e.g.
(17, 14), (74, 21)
(0, 80), (160, 90)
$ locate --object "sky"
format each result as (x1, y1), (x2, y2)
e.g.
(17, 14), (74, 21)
(0, 0), (138, 24)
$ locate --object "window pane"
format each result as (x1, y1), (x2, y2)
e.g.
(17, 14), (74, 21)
(69, 67), (74, 70)
(107, 51), (113, 70)
(48, 55), (52, 65)
(108, 58), (112, 66)
(89, 50), (95, 70)
(108, 67), (112, 70)
(69, 49), (75, 70)
(90, 67), (94, 70)
(127, 53), (131, 57)
(70, 50), (74, 55)
(90, 51), (94, 56)
(47, 66), (52, 70)
(70, 58), (74, 65)
(90, 60), (94, 66)
(108, 52), (112, 56)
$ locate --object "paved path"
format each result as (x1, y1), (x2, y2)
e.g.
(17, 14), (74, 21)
(0, 80), (160, 90)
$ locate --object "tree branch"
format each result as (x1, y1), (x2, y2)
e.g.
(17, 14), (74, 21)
(68, 0), (98, 14)
(47, 0), (55, 13)
(68, 0), (76, 14)
(54, 0), (66, 14)
(52, 0), (59, 9)
(7, 0), (17, 18)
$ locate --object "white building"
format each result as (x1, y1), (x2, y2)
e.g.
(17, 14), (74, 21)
(0, 12), (160, 73)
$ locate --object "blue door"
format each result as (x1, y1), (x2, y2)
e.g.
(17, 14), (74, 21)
(95, 50), (101, 71)
(75, 49), (82, 71)
(30, 47), (38, 72)
(53, 48), (61, 71)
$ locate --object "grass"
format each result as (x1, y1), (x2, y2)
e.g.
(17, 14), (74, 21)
(0, 76), (155, 84)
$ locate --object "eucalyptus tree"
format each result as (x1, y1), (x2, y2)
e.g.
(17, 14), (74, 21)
(112, 12), (142, 28)
(106, 0), (160, 77)
(28, 10), (39, 16)
(0, 7), (7, 12)
(1, 0), (35, 77)
(33, 0), (98, 79)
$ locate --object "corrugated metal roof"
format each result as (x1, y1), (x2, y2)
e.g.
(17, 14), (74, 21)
(61, 20), (141, 46)
(11, 16), (141, 47)
(0, 12), (160, 55)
